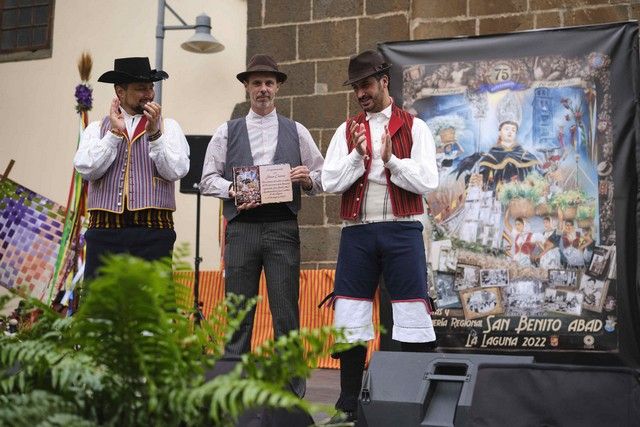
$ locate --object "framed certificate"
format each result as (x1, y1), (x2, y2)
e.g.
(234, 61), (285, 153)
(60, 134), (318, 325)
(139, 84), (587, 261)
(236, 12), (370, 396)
(233, 164), (293, 205)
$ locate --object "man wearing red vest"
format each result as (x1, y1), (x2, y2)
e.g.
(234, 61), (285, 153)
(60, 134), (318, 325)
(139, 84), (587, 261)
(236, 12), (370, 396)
(322, 50), (439, 423)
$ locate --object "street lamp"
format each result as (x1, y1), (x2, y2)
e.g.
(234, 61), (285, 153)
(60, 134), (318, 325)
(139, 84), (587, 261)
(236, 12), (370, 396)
(155, 0), (224, 103)
(155, 1), (223, 323)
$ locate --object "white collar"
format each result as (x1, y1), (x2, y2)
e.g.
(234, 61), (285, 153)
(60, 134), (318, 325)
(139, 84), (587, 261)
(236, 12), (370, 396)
(247, 108), (277, 121)
(365, 103), (392, 121)
(121, 108), (142, 120)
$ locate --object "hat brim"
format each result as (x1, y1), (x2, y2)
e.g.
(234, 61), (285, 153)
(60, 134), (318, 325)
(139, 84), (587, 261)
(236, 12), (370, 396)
(342, 64), (391, 86)
(98, 70), (169, 84)
(236, 68), (287, 83)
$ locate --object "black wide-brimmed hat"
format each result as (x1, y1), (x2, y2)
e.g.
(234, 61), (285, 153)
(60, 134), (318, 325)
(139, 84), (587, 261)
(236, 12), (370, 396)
(343, 50), (391, 86)
(98, 57), (169, 84)
(236, 54), (287, 83)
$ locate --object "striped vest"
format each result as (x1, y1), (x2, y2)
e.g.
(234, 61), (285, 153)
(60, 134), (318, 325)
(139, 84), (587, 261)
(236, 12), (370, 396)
(87, 117), (176, 213)
(222, 114), (302, 221)
(340, 104), (424, 220)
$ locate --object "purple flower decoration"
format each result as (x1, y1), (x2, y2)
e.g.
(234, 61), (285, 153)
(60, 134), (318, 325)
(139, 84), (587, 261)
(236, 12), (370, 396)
(75, 83), (93, 113)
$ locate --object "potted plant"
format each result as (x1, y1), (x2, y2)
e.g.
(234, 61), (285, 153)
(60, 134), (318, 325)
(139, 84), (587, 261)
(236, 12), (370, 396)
(576, 204), (596, 228)
(497, 173), (545, 218)
(549, 189), (588, 220)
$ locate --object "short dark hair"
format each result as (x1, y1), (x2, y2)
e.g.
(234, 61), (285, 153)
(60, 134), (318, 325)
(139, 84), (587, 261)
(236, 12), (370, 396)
(373, 70), (391, 89)
(499, 121), (519, 131)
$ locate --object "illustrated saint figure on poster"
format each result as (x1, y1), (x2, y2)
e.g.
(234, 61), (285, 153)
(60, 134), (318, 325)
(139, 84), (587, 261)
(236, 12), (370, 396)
(479, 120), (540, 190)
(456, 92), (541, 191)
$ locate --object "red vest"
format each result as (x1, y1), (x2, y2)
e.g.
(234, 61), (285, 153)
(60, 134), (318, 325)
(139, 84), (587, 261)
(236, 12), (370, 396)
(340, 104), (424, 220)
(515, 232), (534, 255)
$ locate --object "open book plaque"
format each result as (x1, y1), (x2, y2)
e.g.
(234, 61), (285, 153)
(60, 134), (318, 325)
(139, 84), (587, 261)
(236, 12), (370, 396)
(233, 164), (293, 205)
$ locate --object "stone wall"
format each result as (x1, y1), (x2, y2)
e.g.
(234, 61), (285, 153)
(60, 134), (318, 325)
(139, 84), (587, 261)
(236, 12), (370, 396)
(238, 0), (639, 269)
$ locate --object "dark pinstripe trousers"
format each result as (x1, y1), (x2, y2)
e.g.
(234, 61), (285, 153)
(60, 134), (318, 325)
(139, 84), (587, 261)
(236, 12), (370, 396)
(223, 219), (305, 396)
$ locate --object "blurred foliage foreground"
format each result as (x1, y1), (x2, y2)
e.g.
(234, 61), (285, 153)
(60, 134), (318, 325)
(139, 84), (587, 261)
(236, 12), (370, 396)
(0, 254), (347, 426)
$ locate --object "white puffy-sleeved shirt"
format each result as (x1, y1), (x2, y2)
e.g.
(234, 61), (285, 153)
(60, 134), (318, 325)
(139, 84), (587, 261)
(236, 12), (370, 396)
(74, 108), (190, 182)
(322, 103), (438, 223)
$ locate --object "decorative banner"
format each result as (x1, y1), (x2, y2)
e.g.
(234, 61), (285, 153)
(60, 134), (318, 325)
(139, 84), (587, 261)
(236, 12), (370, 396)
(0, 178), (66, 301)
(47, 52), (93, 311)
(381, 22), (639, 364)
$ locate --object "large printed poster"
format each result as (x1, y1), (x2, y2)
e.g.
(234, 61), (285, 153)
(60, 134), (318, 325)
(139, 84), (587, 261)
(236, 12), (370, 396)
(381, 22), (639, 362)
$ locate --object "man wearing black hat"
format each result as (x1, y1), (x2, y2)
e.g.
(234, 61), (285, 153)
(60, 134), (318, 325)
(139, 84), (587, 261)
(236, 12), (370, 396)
(322, 50), (439, 422)
(199, 54), (324, 397)
(74, 57), (189, 280)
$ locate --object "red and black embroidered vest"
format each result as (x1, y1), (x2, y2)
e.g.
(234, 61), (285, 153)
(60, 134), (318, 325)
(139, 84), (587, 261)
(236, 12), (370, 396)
(340, 104), (424, 220)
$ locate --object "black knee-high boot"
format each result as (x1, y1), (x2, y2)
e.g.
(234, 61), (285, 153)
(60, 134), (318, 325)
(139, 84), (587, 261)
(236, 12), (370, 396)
(335, 345), (367, 412)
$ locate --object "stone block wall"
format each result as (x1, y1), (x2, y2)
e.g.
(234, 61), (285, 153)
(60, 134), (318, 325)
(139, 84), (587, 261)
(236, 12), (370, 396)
(237, 0), (640, 268)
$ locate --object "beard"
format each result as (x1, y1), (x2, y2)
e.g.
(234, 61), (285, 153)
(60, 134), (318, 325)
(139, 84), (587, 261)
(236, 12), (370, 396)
(132, 104), (146, 115)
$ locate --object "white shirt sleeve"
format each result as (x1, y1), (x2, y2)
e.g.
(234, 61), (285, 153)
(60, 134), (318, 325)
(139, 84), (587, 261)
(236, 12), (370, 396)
(384, 117), (439, 195)
(74, 118), (190, 182)
(73, 121), (122, 181)
(296, 122), (324, 195)
(148, 118), (190, 182)
(199, 123), (233, 199)
(321, 122), (366, 194)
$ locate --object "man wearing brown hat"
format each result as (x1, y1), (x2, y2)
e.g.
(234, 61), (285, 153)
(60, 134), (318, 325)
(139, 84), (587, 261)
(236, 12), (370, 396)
(200, 54), (324, 397)
(322, 50), (439, 422)
(74, 57), (190, 280)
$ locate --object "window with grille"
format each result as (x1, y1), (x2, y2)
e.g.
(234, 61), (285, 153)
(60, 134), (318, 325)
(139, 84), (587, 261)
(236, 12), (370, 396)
(0, 0), (54, 62)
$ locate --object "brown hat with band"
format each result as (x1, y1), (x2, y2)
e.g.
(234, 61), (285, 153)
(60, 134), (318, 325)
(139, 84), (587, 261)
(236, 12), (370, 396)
(236, 54), (287, 83)
(343, 50), (391, 86)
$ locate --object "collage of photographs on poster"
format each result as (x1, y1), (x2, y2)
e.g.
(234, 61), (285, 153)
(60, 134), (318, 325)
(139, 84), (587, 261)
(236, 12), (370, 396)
(383, 24), (636, 353)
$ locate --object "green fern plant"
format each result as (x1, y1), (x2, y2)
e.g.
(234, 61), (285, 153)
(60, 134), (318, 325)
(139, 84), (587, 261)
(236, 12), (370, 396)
(0, 254), (346, 426)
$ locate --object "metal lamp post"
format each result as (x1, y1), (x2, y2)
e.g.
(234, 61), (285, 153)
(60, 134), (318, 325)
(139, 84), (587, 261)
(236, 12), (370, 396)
(155, 0), (223, 323)
(155, 0), (224, 103)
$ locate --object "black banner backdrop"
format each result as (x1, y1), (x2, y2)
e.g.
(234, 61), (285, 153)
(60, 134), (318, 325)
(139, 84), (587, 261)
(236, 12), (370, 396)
(380, 22), (640, 366)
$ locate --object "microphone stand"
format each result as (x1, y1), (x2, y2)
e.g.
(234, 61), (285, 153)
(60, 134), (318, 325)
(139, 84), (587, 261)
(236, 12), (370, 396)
(193, 183), (204, 325)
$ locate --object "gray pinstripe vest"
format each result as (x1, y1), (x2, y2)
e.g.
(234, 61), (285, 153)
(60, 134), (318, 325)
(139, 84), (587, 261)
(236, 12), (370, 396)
(222, 114), (301, 221)
(86, 117), (176, 213)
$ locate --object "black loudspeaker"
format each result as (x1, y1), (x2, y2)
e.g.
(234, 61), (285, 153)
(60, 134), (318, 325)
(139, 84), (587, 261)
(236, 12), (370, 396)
(204, 357), (314, 427)
(467, 363), (640, 427)
(180, 135), (211, 194)
(357, 352), (534, 427)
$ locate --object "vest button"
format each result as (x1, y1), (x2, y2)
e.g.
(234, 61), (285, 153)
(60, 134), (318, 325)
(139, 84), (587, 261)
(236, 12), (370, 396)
(356, 198), (360, 201)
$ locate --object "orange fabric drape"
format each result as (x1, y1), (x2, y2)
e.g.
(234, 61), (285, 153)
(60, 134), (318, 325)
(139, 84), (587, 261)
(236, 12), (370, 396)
(178, 270), (381, 369)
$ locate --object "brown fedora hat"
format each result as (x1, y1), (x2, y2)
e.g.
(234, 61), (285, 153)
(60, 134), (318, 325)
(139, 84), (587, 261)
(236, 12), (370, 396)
(236, 54), (287, 83)
(343, 50), (391, 86)
(98, 57), (168, 84)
